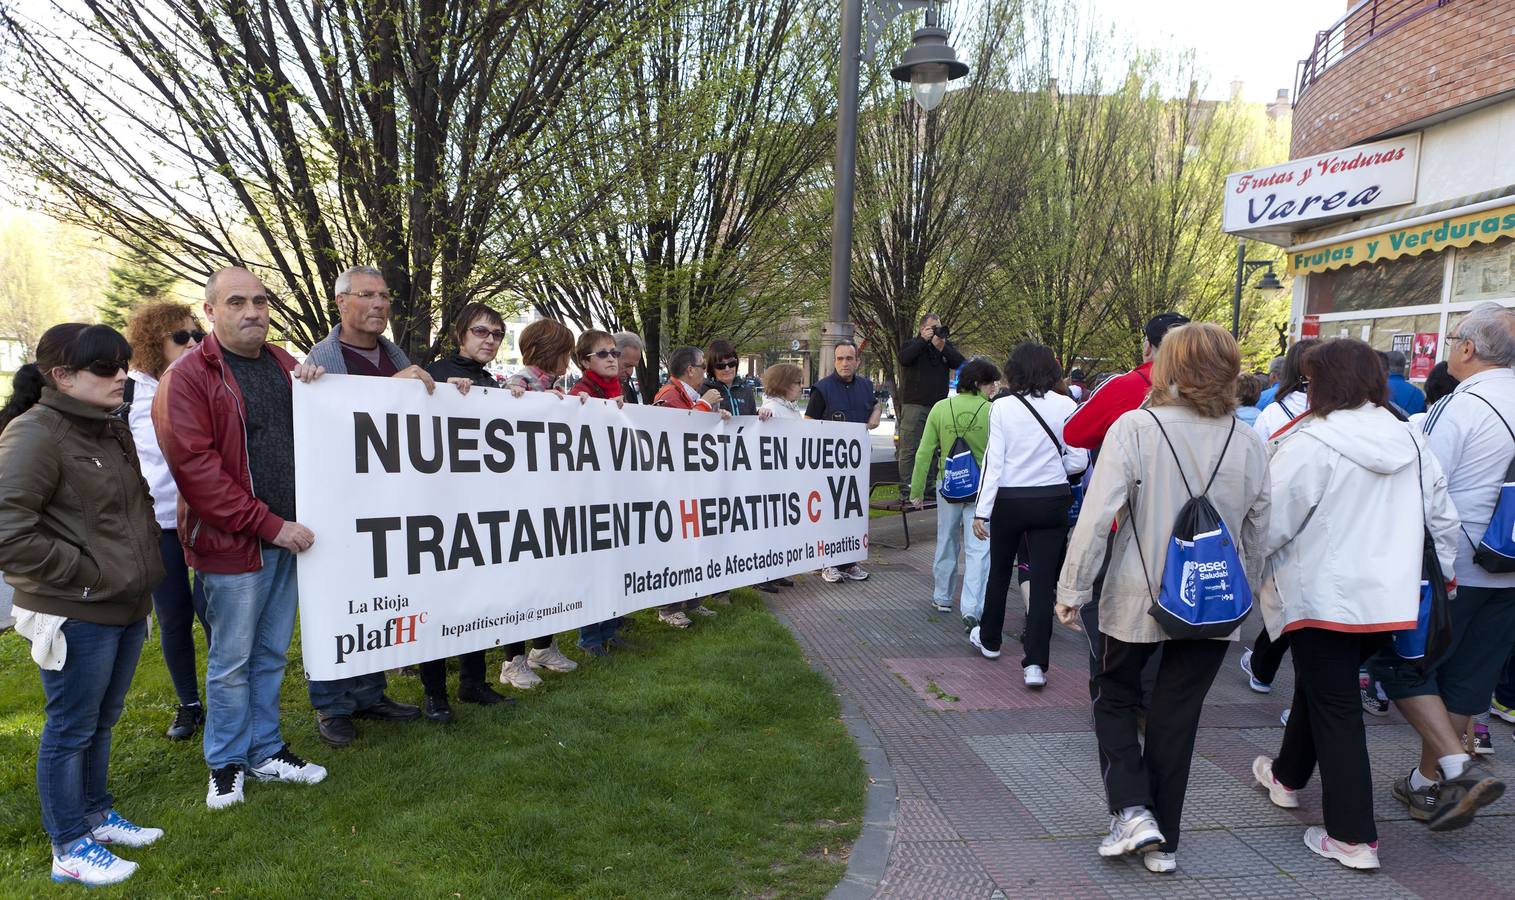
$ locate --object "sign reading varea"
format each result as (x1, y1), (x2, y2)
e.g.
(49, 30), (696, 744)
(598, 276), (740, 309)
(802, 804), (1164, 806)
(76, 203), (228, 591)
(292, 376), (869, 679)
(1223, 134), (1419, 239)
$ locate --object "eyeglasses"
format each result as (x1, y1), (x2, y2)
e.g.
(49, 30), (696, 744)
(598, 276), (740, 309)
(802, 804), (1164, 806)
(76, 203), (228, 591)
(468, 325), (506, 342)
(713, 359), (738, 370)
(342, 290), (392, 301)
(170, 329), (206, 346)
(589, 348), (623, 360)
(82, 359), (129, 378)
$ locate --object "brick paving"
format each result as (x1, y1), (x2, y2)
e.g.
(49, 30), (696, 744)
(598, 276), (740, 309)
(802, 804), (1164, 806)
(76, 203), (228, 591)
(768, 513), (1515, 899)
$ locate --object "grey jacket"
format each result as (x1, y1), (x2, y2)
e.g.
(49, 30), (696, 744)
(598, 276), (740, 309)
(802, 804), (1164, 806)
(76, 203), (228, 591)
(1056, 404), (1271, 644)
(305, 325), (410, 375)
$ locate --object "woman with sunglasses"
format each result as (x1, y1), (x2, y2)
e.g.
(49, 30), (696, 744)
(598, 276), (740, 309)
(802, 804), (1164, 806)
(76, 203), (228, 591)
(0, 323), (166, 886)
(700, 338), (758, 416)
(123, 302), (211, 741)
(568, 330), (630, 655)
(413, 302), (515, 723)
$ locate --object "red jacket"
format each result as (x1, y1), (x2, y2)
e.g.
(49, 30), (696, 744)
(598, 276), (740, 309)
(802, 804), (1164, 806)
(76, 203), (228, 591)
(152, 332), (298, 574)
(653, 381), (712, 411)
(1062, 362), (1154, 450)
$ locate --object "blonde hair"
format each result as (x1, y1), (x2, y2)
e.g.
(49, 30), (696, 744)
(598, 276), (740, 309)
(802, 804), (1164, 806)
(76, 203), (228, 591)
(762, 362), (803, 395)
(1147, 322), (1240, 418)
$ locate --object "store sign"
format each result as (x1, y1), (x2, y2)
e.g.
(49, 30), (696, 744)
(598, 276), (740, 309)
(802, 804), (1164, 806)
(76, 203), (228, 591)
(1288, 201), (1515, 276)
(1224, 135), (1420, 238)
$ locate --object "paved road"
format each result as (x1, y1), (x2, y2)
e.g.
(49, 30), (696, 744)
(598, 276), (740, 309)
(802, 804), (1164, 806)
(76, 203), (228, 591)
(767, 513), (1515, 899)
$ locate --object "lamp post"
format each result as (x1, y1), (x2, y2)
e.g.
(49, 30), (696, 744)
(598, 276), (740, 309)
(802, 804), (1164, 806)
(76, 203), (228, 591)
(824, 0), (968, 365)
(1231, 238), (1283, 339)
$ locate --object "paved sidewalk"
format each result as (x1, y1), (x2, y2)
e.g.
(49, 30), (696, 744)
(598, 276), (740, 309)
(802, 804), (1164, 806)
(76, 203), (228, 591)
(768, 514), (1515, 899)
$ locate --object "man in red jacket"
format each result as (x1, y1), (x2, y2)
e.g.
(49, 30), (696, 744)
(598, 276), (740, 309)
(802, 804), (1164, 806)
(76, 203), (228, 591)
(1064, 312), (1190, 450)
(154, 267), (329, 811)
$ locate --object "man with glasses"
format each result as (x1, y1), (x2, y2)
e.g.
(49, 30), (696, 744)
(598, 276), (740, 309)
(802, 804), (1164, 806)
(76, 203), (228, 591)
(154, 267), (329, 809)
(806, 341), (879, 583)
(302, 265), (458, 747)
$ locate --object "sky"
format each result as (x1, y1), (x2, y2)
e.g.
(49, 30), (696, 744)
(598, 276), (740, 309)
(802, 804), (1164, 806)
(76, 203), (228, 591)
(1083, 0), (1341, 104)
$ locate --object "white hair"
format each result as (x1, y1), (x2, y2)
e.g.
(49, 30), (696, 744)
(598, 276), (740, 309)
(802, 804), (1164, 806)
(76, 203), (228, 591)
(1458, 302), (1515, 368)
(612, 330), (644, 354)
(334, 265), (385, 297)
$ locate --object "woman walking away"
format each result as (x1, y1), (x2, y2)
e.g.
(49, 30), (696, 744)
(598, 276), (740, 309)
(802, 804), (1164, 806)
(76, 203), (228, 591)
(972, 344), (1086, 687)
(500, 319), (581, 688)
(570, 329), (630, 653)
(123, 302), (213, 740)
(1056, 323), (1270, 875)
(912, 358), (1000, 633)
(1251, 338), (1460, 870)
(1252, 338), (1318, 444)
(0, 324), (167, 886)
(417, 302), (515, 721)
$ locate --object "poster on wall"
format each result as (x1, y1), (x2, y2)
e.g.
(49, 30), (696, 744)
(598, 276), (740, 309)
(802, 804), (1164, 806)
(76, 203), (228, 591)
(1411, 333), (1439, 379)
(1301, 315), (1320, 339)
(1391, 333), (1414, 358)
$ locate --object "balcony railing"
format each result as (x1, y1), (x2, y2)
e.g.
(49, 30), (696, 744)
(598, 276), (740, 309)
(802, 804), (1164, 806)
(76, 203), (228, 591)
(1295, 0), (1452, 101)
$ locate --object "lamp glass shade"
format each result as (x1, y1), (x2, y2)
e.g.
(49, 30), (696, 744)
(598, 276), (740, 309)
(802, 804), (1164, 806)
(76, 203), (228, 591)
(1256, 270), (1283, 291)
(911, 63), (948, 111)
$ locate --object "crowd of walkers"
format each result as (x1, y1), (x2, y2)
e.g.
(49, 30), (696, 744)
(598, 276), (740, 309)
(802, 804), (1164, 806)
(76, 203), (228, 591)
(909, 307), (1515, 874)
(0, 264), (862, 886)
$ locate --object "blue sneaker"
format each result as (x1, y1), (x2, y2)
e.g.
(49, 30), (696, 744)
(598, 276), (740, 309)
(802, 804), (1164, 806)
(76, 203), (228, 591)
(90, 810), (163, 848)
(51, 837), (137, 886)
(1240, 649), (1271, 694)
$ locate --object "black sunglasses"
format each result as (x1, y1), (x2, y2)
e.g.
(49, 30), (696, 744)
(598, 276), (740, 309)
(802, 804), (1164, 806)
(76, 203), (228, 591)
(82, 359), (129, 378)
(170, 329), (207, 346)
(589, 348), (622, 359)
(712, 359), (739, 370)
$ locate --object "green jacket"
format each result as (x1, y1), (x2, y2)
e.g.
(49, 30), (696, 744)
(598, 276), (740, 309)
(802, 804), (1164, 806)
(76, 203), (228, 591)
(909, 392), (991, 501)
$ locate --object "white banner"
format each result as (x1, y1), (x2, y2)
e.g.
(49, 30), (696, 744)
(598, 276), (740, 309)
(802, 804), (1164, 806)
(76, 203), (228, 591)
(292, 375), (870, 679)
(1223, 134), (1420, 241)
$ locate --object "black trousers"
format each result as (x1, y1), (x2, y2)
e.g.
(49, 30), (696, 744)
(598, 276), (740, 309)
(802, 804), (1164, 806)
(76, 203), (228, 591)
(1249, 628), (1291, 684)
(1092, 633), (1227, 852)
(1272, 627), (1378, 845)
(505, 636), (552, 658)
(419, 650), (487, 699)
(980, 490), (1071, 661)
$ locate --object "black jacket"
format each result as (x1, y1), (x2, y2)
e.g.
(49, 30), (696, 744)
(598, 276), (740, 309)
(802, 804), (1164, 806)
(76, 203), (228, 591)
(700, 377), (758, 416)
(897, 336), (966, 406)
(426, 354), (497, 388)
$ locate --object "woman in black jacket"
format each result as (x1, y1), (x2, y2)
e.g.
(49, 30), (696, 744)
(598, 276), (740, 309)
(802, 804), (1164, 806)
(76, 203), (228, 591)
(416, 302), (513, 723)
(700, 338), (758, 416)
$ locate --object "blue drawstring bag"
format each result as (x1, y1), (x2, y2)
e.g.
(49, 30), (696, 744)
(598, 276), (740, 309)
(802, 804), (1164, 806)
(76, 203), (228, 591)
(1466, 395), (1515, 573)
(1393, 451), (1454, 670)
(1134, 412), (1253, 640)
(938, 398), (984, 504)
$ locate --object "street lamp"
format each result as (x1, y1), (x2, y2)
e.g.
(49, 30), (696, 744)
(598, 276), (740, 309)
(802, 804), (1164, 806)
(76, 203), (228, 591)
(1231, 238), (1283, 338)
(825, 1), (968, 361)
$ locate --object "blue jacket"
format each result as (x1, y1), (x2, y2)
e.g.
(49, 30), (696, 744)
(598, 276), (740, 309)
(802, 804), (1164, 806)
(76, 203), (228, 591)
(1388, 373), (1426, 415)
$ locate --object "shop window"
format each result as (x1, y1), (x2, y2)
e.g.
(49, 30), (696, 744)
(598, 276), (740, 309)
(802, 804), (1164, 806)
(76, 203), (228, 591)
(1452, 237), (1515, 302)
(1306, 251), (1444, 314)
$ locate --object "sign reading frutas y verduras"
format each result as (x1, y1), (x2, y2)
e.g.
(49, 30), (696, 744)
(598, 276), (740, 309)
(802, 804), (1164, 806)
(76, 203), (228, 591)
(292, 375), (869, 679)
(1223, 134), (1419, 238)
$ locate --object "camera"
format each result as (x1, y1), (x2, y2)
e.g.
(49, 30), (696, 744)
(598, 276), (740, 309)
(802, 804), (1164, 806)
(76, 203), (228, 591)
(933, 324), (950, 340)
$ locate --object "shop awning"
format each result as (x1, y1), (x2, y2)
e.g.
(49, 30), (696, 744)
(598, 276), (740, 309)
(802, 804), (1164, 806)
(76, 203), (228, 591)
(1287, 193), (1515, 276)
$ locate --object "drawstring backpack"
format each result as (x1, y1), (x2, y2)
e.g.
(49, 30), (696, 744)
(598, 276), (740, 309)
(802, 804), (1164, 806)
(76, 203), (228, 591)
(1393, 441), (1455, 669)
(1461, 393), (1515, 573)
(938, 397), (986, 503)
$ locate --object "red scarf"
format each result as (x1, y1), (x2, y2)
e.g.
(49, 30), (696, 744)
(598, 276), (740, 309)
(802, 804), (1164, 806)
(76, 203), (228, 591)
(576, 369), (623, 400)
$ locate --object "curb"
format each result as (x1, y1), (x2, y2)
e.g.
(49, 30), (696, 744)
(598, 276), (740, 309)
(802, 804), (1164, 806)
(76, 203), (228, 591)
(764, 602), (897, 900)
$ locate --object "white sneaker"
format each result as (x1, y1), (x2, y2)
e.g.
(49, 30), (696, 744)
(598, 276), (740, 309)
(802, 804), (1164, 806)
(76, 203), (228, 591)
(206, 764), (245, 810)
(527, 643), (579, 673)
(250, 745), (327, 785)
(821, 567), (844, 584)
(658, 609), (692, 629)
(1023, 665), (1046, 688)
(840, 565), (869, 581)
(1143, 851), (1176, 874)
(1252, 756), (1299, 809)
(500, 655), (543, 689)
(51, 837), (137, 886)
(688, 604), (718, 618)
(1303, 826), (1379, 870)
(969, 626), (1000, 660)
(1097, 810), (1164, 857)
(1240, 649), (1272, 694)
(931, 600), (952, 613)
(89, 810), (162, 848)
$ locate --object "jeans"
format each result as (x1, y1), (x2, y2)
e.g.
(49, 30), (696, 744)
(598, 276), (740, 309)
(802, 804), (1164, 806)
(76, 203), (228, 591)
(932, 496), (990, 620)
(1091, 633), (1227, 853)
(200, 547), (298, 768)
(153, 529), (210, 706)
(579, 617), (623, 651)
(307, 672), (388, 717)
(37, 618), (147, 853)
(1273, 628), (1379, 844)
(896, 403), (931, 488)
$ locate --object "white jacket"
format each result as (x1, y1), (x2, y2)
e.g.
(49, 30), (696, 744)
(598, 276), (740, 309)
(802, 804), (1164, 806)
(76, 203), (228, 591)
(760, 397), (803, 420)
(1253, 389), (1308, 442)
(127, 371), (179, 529)
(974, 391), (1088, 520)
(1260, 404), (1460, 640)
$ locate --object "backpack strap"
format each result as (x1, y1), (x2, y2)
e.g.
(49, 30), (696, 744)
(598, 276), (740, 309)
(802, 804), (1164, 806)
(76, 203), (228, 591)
(1465, 392), (1515, 442)
(1142, 409), (1235, 501)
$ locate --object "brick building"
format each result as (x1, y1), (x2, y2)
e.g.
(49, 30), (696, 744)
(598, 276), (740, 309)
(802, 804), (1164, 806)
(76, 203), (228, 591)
(1225, 0), (1515, 373)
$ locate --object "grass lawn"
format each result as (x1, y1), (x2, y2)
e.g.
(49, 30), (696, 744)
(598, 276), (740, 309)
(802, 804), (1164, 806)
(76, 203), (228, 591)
(0, 589), (864, 898)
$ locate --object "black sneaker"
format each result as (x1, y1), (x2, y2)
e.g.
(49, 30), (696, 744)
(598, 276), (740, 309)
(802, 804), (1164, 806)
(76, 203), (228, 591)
(1360, 685), (1389, 717)
(166, 703), (204, 741)
(456, 682), (512, 706)
(421, 695), (454, 725)
(354, 696), (421, 721)
(776, 577), (796, 587)
(206, 763), (244, 809)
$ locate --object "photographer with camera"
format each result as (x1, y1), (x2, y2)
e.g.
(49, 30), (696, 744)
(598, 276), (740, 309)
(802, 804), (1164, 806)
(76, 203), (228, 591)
(897, 314), (966, 494)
